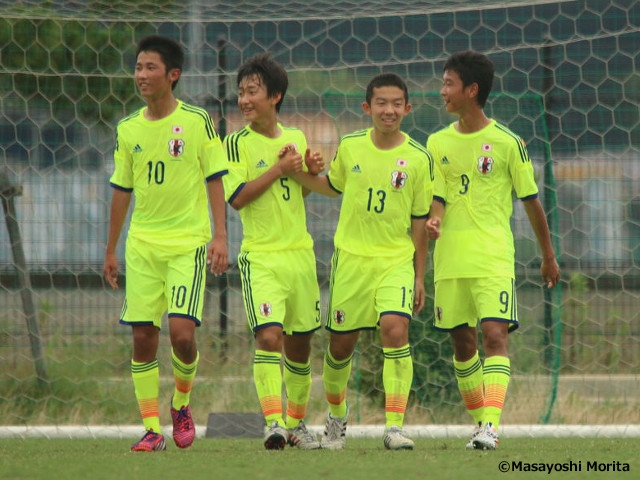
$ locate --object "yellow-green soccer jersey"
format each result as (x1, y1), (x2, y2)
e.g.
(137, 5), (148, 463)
(328, 128), (433, 258)
(222, 124), (313, 252)
(427, 119), (539, 280)
(109, 100), (227, 250)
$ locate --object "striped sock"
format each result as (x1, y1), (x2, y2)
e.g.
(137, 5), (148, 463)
(453, 351), (485, 425)
(483, 355), (511, 428)
(322, 348), (352, 419)
(131, 359), (161, 434)
(283, 357), (312, 429)
(382, 344), (413, 428)
(171, 349), (199, 410)
(253, 350), (284, 426)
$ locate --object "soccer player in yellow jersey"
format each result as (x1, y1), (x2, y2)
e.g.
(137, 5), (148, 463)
(103, 35), (229, 452)
(222, 53), (324, 450)
(425, 50), (560, 450)
(292, 73), (434, 450)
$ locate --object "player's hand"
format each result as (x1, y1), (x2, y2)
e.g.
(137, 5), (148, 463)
(277, 144), (303, 175)
(103, 253), (119, 290)
(540, 257), (560, 289)
(413, 280), (425, 313)
(207, 235), (229, 276)
(304, 148), (324, 175)
(425, 216), (441, 240)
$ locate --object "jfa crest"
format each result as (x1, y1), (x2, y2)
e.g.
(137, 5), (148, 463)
(259, 303), (272, 317)
(168, 139), (185, 157)
(333, 310), (345, 325)
(390, 170), (408, 189)
(477, 156), (493, 174)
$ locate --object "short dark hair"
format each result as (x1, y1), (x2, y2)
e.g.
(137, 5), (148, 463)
(237, 53), (288, 112)
(443, 50), (494, 108)
(136, 35), (184, 90)
(365, 72), (409, 105)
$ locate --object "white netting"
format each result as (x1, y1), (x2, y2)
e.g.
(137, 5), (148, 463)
(1, 0), (639, 431)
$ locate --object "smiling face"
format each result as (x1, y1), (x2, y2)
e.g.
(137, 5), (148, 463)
(440, 68), (478, 116)
(237, 73), (281, 125)
(362, 85), (411, 134)
(134, 50), (180, 102)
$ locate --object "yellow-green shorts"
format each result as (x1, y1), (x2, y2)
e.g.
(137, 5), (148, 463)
(237, 249), (321, 335)
(326, 249), (415, 333)
(120, 240), (207, 328)
(433, 276), (519, 332)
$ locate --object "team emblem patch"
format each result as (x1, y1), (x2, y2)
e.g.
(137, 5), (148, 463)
(333, 310), (345, 325)
(259, 303), (272, 317)
(477, 156), (493, 174)
(390, 170), (408, 189)
(168, 139), (185, 157)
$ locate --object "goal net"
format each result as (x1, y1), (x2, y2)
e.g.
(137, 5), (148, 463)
(1, 0), (639, 433)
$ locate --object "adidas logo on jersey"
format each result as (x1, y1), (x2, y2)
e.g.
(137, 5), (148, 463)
(132, 144), (142, 154)
(256, 159), (268, 168)
(441, 156), (450, 164)
(351, 164), (362, 173)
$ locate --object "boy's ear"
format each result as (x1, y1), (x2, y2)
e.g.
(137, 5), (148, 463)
(271, 91), (283, 106)
(361, 101), (372, 115)
(168, 68), (181, 83)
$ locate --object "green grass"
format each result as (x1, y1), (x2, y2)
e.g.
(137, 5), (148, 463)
(1, 437), (638, 480)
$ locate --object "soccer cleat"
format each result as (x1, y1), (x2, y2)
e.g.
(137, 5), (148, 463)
(320, 412), (348, 450)
(383, 426), (415, 450)
(465, 422), (482, 450)
(264, 421), (288, 450)
(170, 403), (196, 448)
(130, 430), (166, 452)
(473, 422), (499, 450)
(288, 421), (321, 450)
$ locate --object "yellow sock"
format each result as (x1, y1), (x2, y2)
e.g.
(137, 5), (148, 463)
(382, 344), (413, 428)
(322, 348), (351, 418)
(283, 357), (312, 429)
(483, 355), (511, 428)
(171, 349), (199, 410)
(453, 351), (484, 425)
(131, 359), (161, 434)
(253, 350), (284, 426)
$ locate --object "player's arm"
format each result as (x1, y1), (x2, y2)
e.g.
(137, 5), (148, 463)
(411, 216), (428, 313)
(522, 197), (560, 289)
(301, 147), (325, 198)
(207, 177), (229, 275)
(228, 147), (303, 210)
(103, 188), (131, 290)
(425, 197), (444, 240)
(291, 171), (338, 197)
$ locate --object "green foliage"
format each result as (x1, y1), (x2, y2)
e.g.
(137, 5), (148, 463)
(1, 17), (135, 128)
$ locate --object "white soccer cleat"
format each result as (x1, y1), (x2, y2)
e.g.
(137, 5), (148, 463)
(288, 421), (321, 450)
(263, 420), (288, 450)
(465, 422), (482, 450)
(473, 422), (499, 450)
(321, 412), (348, 450)
(383, 426), (415, 450)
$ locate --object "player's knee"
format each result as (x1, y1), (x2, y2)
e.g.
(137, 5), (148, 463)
(254, 326), (283, 352)
(481, 327), (508, 356)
